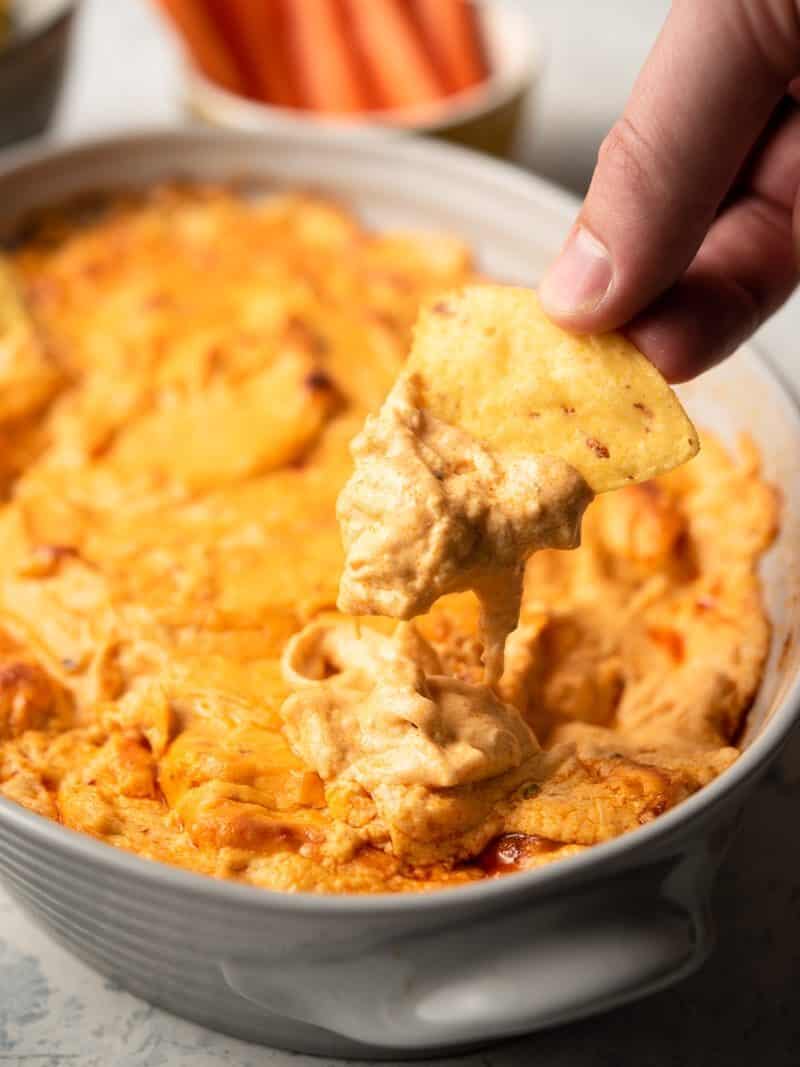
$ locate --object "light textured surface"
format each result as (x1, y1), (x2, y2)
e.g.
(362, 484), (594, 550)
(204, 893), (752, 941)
(1, 0), (799, 1063)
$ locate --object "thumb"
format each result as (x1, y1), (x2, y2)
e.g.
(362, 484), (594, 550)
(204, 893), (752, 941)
(539, 0), (798, 332)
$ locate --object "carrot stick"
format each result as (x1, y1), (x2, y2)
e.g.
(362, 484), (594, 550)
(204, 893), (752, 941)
(411, 0), (488, 94)
(342, 0), (445, 110)
(156, 0), (248, 95)
(206, 0), (299, 108)
(285, 0), (371, 114)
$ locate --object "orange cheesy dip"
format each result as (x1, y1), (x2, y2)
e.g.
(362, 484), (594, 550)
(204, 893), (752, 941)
(0, 187), (778, 893)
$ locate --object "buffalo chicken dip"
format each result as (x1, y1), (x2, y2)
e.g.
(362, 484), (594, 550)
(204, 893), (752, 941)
(0, 187), (777, 892)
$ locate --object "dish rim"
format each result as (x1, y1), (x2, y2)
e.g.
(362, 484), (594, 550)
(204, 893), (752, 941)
(0, 125), (798, 917)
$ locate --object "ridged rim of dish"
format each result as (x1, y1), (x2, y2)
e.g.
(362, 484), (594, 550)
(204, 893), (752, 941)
(0, 126), (798, 916)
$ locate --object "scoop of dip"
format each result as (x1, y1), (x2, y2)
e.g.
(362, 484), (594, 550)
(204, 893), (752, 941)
(337, 375), (594, 682)
(280, 618), (565, 861)
(282, 619), (540, 790)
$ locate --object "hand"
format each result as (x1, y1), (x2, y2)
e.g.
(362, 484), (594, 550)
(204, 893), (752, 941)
(538, 0), (800, 382)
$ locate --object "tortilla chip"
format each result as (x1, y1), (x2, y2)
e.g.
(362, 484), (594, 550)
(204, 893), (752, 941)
(405, 285), (699, 492)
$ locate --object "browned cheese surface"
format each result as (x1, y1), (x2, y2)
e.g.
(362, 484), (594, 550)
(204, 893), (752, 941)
(0, 187), (779, 893)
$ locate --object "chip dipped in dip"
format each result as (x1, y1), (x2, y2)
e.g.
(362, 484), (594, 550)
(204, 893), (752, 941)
(335, 284), (698, 680)
(281, 283), (704, 866)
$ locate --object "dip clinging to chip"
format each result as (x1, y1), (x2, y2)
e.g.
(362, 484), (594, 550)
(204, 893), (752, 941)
(337, 284), (700, 682)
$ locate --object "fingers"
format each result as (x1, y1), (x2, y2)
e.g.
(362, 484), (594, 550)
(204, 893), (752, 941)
(627, 194), (798, 381)
(539, 0), (799, 332)
(627, 101), (800, 381)
(745, 95), (800, 207)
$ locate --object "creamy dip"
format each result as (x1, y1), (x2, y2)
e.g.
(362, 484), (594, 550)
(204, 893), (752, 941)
(278, 377), (593, 855)
(337, 376), (593, 682)
(280, 618), (565, 861)
(282, 619), (539, 790)
(0, 186), (774, 893)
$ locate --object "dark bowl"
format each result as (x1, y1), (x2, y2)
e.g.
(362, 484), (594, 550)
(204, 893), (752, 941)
(0, 0), (77, 148)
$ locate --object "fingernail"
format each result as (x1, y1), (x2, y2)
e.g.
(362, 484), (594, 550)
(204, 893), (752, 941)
(539, 226), (613, 317)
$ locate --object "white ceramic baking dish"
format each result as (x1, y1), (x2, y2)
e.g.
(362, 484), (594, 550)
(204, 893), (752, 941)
(0, 129), (798, 1061)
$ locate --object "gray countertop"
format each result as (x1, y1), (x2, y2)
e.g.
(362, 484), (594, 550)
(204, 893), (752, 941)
(2, 1), (799, 1063)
